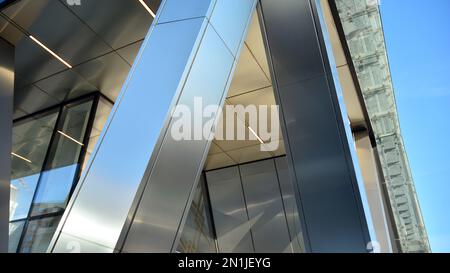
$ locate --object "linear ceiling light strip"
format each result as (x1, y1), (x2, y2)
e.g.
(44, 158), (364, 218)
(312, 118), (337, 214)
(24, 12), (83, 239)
(138, 0), (156, 17)
(11, 152), (32, 163)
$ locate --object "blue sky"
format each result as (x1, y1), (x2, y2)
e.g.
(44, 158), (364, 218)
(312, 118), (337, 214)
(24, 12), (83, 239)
(380, 0), (450, 252)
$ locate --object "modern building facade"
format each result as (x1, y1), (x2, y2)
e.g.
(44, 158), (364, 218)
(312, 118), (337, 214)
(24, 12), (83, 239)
(0, 0), (430, 253)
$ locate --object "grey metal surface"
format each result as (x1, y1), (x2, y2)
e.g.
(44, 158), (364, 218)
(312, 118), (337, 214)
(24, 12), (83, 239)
(0, 0), (155, 117)
(259, 0), (371, 252)
(204, 156), (305, 253)
(275, 157), (305, 253)
(206, 167), (254, 253)
(61, 0), (160, 50)
(315, 0), (377, 248)
(120, 0), (257, 253)
(240, 160), (292, 253)
(50, 0), (256, 253)
(0, 38), (14, 252)
(51, 15), (208, 252)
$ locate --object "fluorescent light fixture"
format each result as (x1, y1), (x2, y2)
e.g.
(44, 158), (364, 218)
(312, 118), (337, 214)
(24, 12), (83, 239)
(29, 35), (72, 68)
(11, 152), (32, 163)
(58, 130), (84, 146)
(248, 126), (265, 144)
(139, 0), (156, 17)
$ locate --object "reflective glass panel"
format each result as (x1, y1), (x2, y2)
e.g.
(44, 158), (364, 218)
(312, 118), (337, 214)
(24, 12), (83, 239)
(81, 97), (113, 172)
(10, 111), (58, 220)
(8, 221), (25, 253)
(31, 100), (93, 216)
(177, 177), (216, 253)
(19, 216), (62, 253)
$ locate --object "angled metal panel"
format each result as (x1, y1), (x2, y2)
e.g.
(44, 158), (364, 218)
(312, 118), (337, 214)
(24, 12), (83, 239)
(50, 0), (256, 253)
(50, 2), (212, 252)
(120, 0), (257, 253)
(240, 159), (293, 253)
(259, 0), (371, 252)
(206, 167), (254, 253)
(275, 157), (305, 253)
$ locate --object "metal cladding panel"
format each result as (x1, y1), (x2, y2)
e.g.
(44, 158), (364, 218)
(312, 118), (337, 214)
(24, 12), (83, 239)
(209, 0), (256, 54)
(240, 160), (293, 253)
(206, 167), (254, 253)
(259, 0), (371, 252)
(275, 157), (305, 253)
(0, 38), (14, 253)
(120, 0), (256, 253)
(120, 25), (235, 252)
(157, 0), (215, 24)
(51, 0), (256, 253)
(50, 4), (212, 252)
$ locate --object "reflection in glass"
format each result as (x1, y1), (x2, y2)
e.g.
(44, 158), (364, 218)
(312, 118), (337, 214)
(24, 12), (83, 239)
(20, 216), (62, 253)
(9, 221), (25, 253)
(31, 100), (93, 216)
(10, 111), (58, 221)
(8, 95), (109, 253)
(177, 177), (217, 253)
(81, 97), (113, 172)
(10, 174), (40, 220)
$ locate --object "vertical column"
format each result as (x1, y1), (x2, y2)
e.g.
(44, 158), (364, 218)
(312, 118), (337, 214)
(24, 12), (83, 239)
(51, 0), (256, 253)
(259, 0), (371, 252)
(0, 38), (14, 253)
(354, 131), (396, 253)
(119, 0), (257, 253)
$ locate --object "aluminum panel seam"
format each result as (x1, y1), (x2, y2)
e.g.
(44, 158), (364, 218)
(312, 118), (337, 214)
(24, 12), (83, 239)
(50, 0), (257, 253)
(49, 0), (214, 252)
(119, 0), (257, 253)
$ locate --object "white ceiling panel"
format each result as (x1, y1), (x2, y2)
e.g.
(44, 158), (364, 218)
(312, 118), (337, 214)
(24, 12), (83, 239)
(227, 44), (271, 98)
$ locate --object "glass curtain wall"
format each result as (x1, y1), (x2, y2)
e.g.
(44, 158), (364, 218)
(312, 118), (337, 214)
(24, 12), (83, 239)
(8, 93), (113, 253)
(9, 110), (59, 252)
